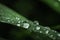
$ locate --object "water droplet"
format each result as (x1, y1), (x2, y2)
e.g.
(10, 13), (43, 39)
(7, 20), (10, 22)
(17, 24), (21, 27)
(40, 31), (42, 33)
(44, 27), (50, 30)
(45, 30), (49, 34)
(49, 35), (56, 40)
(18, 21), (21, 23)
(36, 26), (40, 30)
(49, 35), (53, 38)
(10, 19), (14, 23)
(23, 23), (30, 29)
(34, 21), (39, 25)
(16, 17), (20, 20)
(57, 34), (60, 37)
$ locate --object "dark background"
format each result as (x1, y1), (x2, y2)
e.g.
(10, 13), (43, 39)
(0, 0), (60, 40)
(0, 0), (60, 27)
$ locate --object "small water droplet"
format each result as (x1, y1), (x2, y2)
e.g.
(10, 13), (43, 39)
(34, 21), (39, 25)
(49, 35), (53, 38)
(40, 31), (42, 33)
(52, 30), (57, 33)
(16, 17), (20, 20)
(45, 30), (49, 34)
(10, 19), (14, 23)
(44, 27), (50, 30)
(23, 23), (30, 29)
(36, 26), (40, 30)
(18, 21), (21, 23)
(57, 34), (60, 37)
(17, 24), (21, 27)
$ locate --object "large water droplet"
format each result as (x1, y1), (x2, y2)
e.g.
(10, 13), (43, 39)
(23, 23), (30, 29)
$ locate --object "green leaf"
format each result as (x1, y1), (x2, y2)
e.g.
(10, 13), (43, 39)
(0, 3), (60, 40)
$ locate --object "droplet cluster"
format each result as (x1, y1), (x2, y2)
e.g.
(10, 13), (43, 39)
(0, 15), (60, 40)
(28, 20), (60, 40)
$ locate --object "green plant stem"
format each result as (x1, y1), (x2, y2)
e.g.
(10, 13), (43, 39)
(0, 3), (60, 40)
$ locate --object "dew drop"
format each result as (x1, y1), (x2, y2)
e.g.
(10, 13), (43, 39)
(16, 17), (20, 20)
(49, 35), (53, 38)
(52, 30), (57, 33)
(17, 24), (21, 27)
(23, 23), (30, 29)
(36, 26), (40, 30)
(40, 31), (42, 33)
(10, 19), (14, 23)
(57, 34), (60, 37)
(34, 21), (39, 25)
(18, 21), (21, 23)
(44, 27), (50, 30)
(45, 30), (49, 34)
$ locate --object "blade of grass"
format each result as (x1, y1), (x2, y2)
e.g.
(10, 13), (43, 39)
(0, 3), (60, 40)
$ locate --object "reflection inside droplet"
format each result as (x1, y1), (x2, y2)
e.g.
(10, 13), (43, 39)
(23, 23), (30, 29)
(17, 24), (21, 27)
